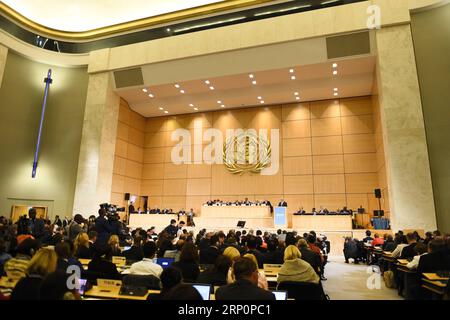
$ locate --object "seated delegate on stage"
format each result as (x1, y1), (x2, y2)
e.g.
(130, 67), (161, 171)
(203, 198), (271, 207)
(278, 199), (288, 207)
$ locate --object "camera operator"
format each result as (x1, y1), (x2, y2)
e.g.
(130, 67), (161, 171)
(95, 207), (113, 245)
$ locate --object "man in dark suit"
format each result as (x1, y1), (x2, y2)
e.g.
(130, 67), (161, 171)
(298, 239), (321, 275)
(278, 199), (287, 207)
(128, 202), (136, 214)
(94, 208), (112, 245)
(53, 215), (62, 228)
(297, 207), (306, 215)
(200, 234), (220, 265)
(245, 236), (264, 268)
(150, 206), (161, 214)
(216, 257), (275, 300)
(400, 233), (418, 259)
(417, 239), (450, 274)
(163, 219), (178, 239)
(28, 208), (45, 240)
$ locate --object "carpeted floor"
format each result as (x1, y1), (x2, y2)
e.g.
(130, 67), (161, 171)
(321, 256), (402, 300)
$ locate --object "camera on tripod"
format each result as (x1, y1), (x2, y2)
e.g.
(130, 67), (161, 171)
(100, 203), (125, 215)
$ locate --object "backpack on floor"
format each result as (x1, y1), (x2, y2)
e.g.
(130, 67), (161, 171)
(383, 270), (397, 289)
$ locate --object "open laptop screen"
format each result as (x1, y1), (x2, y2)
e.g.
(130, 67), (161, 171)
(272, 290), (288, 300)
(193, 284), (211, 300)
(156, 258), (175, 269)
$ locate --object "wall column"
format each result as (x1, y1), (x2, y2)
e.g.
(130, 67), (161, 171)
(0, 44), (8, 88)
(73, 72), (120, 217)
(375, 24), (437, 231)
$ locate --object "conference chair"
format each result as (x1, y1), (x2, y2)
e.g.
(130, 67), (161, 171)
(277, 281), (328, 300)
(122, 274), (161, 290)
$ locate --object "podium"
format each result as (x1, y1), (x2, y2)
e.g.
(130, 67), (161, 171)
(274, 207), (287, 229)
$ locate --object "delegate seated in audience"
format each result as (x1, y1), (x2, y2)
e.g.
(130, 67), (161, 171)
(147, 267), (182, 300)
(172, 243), (200, 283)
(216, 257), (275, 300)
(11, 248), (57, 300)
(39, 270), (80, 300)
(157, 232), (174, 258)
(125, 241), (162, 277)
(362, 230), (374, 243)
(277, 245), (320, 284)
(122, 235), (144, 262)
(298, 239), (321, 275)
(382, 235), (397, 252)
(391, 235), (409, 258)
(417, 238), (450, 274)
(4, 238), (40, 280)
(197, 255), (232, 286)
(263, 237), (284, 265)
(55, 241), (83, 272)
(74, 232), (92, 259)
(400, 233), (418, 259)
(87, 245), (120, 279)
(406, 243), (428, 270)
(245, 236), (264, 268)
(164, 239), (185, 261)
(372, 234), (384, 246)
(423, 232), (433, 245)
(200, 234), (220, 265)
(162, 283), (203, 300)
(108, 235), (122, 257)
(243, 253), (268, 290)
(0, 238), (11, 275)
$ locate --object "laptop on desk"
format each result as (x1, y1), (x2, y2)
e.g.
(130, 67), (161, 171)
(192, 284), (212, 300)
(156, 258), (175, 269)
(272, 290), (288, 300)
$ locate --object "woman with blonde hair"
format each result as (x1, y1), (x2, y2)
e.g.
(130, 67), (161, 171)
(243, 253), (268, 290)
(74, 232), (91, 259)
(11, 248), (58, 300)
(108, 234), (122, 257)
(277, 245), (319, 284)
(223, 246), (241, 284)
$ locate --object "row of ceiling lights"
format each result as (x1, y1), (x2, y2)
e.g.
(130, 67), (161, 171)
(141, 62), (340, 114)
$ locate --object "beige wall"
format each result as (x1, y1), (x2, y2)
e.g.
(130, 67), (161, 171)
(112, 96), (388, 217)
(411, 4), (450, 232)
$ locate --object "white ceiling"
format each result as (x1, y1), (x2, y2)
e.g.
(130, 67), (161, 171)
(118, 55), (376, 118)
(2, 0), (230, 32)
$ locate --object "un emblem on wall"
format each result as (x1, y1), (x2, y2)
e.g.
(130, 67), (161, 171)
(223, 130), (272, 175)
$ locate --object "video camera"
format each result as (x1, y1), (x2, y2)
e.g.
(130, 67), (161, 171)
(99, 203), (125, 215)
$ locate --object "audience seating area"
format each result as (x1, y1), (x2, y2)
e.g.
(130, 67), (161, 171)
(0, 210), (449, 300)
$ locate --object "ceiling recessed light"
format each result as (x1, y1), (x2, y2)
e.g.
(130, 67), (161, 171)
(209, 86), (215, 90)
(205, 80), (210, 85)
(166, 28), (171, 32)
(257, 96), (262, 100)
(294, 92), (299, 96)
(260, 101), (265, 104)
(164, 111), (169, 114)
(333, 70), (338, 75)
(159, 107), (164, 110)
(334, 92), (339, 96)
(217, 100), (222, 104)
(149, 93), (154, 98)
(289, 69), (294, 73)
(189, 104), (194, 107)
(221, 104), (225, 108)
(333, 63), (338, 68)
(249, 74), (254, 79)
(142, 88), (148, 93)
(296, 97), (300, 100)
(291, 76), (296, 80)
(193, 107), (199, 111)
(175, 84), (180, 88)
(252, 80), (257, 85)
(180, 90), (185, 94)
(334, 88), (338, 91)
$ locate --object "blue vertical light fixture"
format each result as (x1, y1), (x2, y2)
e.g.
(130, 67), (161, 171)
(32, 69), (53, 178)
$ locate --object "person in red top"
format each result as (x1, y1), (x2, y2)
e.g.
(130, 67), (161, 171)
(372, 233), (385, 246)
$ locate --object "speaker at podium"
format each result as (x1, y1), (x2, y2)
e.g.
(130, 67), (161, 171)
(274, 207), (287, 229)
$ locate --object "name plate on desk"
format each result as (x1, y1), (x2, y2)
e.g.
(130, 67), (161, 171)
(274, 207), (287, 228)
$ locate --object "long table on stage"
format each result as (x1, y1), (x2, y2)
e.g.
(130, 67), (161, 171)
(291, 215), (352, 231)
(128, 214), (186, 230)
(198, 205), (272, 229)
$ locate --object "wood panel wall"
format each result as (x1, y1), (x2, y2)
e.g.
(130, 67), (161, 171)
(111, 99), (146, 209)
(111, 96), (387, 217)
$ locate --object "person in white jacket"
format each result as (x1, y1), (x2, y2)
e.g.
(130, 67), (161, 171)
(406, 243), (428, 270)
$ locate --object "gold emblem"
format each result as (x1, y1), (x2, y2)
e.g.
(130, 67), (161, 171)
(223, 131), (271, 175)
